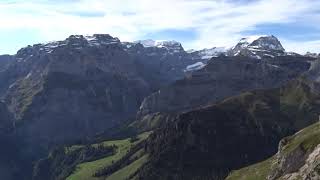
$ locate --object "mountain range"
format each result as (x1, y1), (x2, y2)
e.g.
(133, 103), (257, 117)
(0, 34), (319, 180)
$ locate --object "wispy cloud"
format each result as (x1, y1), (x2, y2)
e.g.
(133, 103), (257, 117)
(283, 39), (320, 53)
(0, 0), (320, 54)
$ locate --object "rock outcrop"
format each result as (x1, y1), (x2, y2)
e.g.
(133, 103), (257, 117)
(268, 122), (320, 180)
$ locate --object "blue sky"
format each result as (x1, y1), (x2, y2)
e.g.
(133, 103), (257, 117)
(0, 0), (320, 54)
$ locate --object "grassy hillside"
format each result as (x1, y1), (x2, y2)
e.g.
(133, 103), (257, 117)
(33, 131), (151, 180)
(226, 157), (275, 180)
(105, 154), (149, 180)
(67, 131), (151, 180)
(226, 122), (320, 180)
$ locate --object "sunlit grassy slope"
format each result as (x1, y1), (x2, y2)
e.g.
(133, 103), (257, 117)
(226, 122), (320, 180)
(67, 132), (151, 180)
(106, 154), (149, 180)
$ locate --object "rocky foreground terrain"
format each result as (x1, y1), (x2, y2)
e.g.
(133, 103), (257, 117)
(227, 122), (320, 180)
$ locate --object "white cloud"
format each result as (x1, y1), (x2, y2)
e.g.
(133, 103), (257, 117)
(0, 0), (320, 54)
(282, 39), (320, 54)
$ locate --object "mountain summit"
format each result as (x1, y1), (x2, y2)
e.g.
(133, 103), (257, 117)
(229, 35), (286, 59)
(133, 39), (185, 54)
(249, 35), (285, 51)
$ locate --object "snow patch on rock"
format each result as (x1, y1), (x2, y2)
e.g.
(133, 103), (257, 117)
(185, 62), (206, 72)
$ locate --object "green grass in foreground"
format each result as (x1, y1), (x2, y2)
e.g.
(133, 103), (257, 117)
(67, 132), (151, 180)
(282, 122), (320, 155)
(226, 122), (320, 180)
(226, 157), (274, 180)
(106, 154), (149, 180)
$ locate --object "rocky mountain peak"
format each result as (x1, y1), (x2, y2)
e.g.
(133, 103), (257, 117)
(155, 40), (182, 47)
(305, 51), (320, 58)
(235, 35), (284, 51)
(16, 34), (121, 58)
(249, 35), (285, 51)
(84, 34), (120, 46)
(133, 39), (157, 47)
(65, 34), (121, 47)
(156, 40), (184, 53)
(65, 35), (90, 47)
(188, 47), (229, 60)
(133, 39), (184, 53)
(238, 36), (257, 46)
(229, 35), (286, 59)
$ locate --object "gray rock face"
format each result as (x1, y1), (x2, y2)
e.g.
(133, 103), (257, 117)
(0, 102), (13, 133)
(8, 72), (149, 144)
(0, 102), (17, 180)
(187, 47), (228, 61)
(269, 142), (307, 180)
(301, 59), (320, 93)
(122, 41), (203, 90)
(138, 56), (312, 117)
(2, 34), (154, 145)
(306, 59), (320, 82)
(228, 35), (286, 59)
(0, 55), (13, 71)
(0, 55), (15, 96)
(250, 36), (285, 51)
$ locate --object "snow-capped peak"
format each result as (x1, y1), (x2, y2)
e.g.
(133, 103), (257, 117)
(229, 35), (285, 59)
(16, 34), (122, 57)
(238, 35), (268, 45)
(84, 34), (120, 46)
(189, 47), (228, 60)
(305, 52), (320, 58)
(155, 40), (181, 48)
(249, 35), (285, 51)
(236, 35), (271, 50)
(134, 39), (157, 47)
(134, 39), (184, 53)
(135, 39), (182, 48)
(186, 49), (196, 53)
